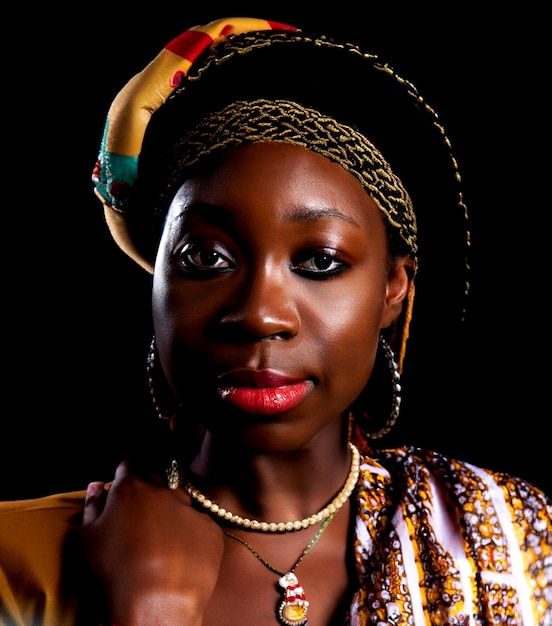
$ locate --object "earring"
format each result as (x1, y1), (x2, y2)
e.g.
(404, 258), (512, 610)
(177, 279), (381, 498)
(166, 459), (182, 490)
(146, 336), (181, 422)
(350, 335), (402, 439)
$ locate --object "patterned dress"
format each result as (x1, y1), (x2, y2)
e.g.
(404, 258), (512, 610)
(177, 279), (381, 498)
(348, 442), (552, 625)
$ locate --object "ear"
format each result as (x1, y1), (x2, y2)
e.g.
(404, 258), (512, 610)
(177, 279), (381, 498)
(381, 257), (413, 329)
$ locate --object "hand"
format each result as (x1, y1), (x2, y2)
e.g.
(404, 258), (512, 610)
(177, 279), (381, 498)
(80, 460), (224, 626)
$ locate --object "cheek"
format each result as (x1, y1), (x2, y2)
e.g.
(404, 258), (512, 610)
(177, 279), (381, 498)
(151, 271), (177, 388)
(151, 258), (202, 390)
(325, 272), (386, 344)
(152, 260), (223, 390)
(311, 283), (385, 406)
(152, 243), (206, 335)
(152, 260), (177, 338)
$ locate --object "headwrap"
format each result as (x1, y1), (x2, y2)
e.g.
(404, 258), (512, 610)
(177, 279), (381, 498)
(92, 17), (470, 370)
(162, 98), (417, 259)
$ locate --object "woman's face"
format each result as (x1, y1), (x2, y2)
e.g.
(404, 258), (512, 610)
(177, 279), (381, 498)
(153, 142), (409, 451)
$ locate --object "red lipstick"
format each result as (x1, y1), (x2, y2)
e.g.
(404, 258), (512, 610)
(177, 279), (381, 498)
(217, 370), (314, 415)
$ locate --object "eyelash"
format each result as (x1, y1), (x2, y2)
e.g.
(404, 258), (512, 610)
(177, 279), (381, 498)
(177, 243), (235, 277)
(292, 250), (349, 279)
(176, 243), (349, 280)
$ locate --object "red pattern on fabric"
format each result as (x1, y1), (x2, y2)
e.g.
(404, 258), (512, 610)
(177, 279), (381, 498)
(164, 22), (297, 64)
(164, 30), (213, 61)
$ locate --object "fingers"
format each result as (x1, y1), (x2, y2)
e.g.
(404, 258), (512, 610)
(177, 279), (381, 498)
(82, 481), (109, 526)
(81, 459), (180, 528)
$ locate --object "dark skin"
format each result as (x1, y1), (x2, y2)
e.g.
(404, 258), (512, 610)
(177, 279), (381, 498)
(81, 142), (411, 625)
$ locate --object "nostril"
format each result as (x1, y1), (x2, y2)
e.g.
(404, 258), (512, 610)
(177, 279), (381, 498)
(265, 330), (293, 341)
(209, 319), (296, 343)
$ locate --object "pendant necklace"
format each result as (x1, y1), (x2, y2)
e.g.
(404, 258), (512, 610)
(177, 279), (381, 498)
(223, 510), (336, 626)
(166, 445), (360, 622)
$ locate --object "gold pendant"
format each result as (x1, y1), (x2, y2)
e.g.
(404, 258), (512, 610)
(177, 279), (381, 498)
(277, 572), (309, 626)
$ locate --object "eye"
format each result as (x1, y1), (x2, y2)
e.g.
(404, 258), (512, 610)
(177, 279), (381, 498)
(293, 249), (349, 279)
(176, 242), (236, 277)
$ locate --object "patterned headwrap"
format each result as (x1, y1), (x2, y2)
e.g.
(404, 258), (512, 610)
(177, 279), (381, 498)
(92, 17), (470, 370)
(93, 19), (295, 215)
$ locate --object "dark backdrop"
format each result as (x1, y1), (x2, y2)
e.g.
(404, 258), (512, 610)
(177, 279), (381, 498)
(2, 4), (549, 500)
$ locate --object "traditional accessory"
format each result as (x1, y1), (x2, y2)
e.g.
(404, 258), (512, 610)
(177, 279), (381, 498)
(349, 335), (402, 440)
(170, 442), (359, 533)
(223, 511), (336, 626)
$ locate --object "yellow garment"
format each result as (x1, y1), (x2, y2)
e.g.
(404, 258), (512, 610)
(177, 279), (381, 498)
(0, 491), (85, 626)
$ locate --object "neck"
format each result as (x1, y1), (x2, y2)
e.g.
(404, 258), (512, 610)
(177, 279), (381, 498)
(187, 430), (354, 524)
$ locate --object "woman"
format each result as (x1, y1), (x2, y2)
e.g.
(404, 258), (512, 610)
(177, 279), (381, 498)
(1, 16), (550, 626)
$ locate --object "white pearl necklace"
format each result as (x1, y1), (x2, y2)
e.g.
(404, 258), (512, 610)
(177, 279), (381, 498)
(183, 442), (360, 532)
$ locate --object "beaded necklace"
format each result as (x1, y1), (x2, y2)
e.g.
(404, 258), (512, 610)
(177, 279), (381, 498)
(179, 442), (360, 533)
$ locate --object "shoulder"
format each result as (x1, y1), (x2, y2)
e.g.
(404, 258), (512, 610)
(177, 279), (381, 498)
(0, 489), (86, 567)
(0, 490), (86, 539)
(0, 490), (86, 625)
(375, 445), (549, 500)
(363, 444), (552, 535)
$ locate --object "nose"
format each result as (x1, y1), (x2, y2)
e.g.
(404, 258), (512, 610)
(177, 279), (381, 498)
(215, 264), (300, 341)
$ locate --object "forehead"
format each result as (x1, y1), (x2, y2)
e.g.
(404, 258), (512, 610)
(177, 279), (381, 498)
(168, 142), (383, 229)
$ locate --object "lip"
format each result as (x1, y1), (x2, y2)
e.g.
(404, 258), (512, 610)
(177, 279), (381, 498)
(217, 369), (314, 415)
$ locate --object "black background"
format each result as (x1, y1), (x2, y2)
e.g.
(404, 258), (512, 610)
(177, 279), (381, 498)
(2, 4), (549, 500)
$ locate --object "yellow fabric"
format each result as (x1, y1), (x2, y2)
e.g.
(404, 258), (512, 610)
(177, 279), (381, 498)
(0, 491), (85, 626)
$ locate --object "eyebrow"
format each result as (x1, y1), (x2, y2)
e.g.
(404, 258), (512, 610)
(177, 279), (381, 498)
(286, 205), (361, 227)
(174, 203), (231, 224)
(176, 202), (361, 228)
